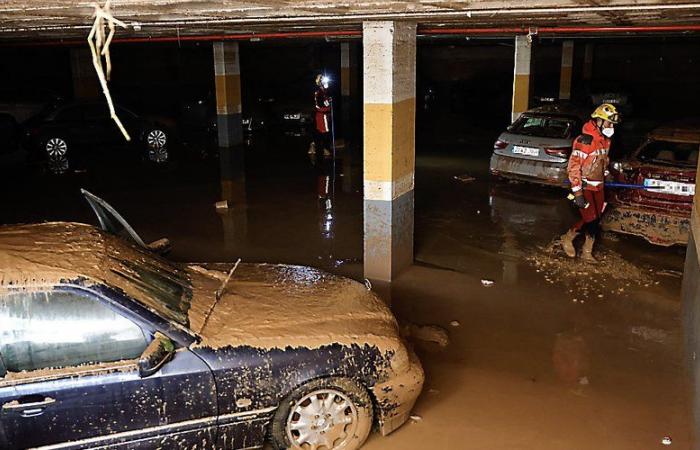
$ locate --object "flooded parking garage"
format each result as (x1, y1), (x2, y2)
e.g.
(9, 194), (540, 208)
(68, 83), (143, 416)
(1, 2), (700, 449)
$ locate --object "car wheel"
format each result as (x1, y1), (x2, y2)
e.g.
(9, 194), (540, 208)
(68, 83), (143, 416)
(270, 378), (373, 450)
(147, 146), (169, 164)
(145, 128), (168, 150)
(45, 137), (68, 158)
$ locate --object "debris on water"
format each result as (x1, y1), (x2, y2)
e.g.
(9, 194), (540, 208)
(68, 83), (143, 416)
(453, 174), (476, 183)
(410, 414), (423, 423)
(527, 239), (653, 301)
(658, 269), (682, 278)
(215, 200), (229, 210)
(662, 436), (672, 445)
(481, 279), (494, 287)
(428, 388), (440, 395)
(402, 323), (450, 347)
(579, 376), (589, 385)
(450, 320), (460, 327)
(630, 326), (668, 344)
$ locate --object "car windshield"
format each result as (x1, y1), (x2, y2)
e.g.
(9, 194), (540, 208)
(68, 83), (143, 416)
(110, 249), (192, 328)
(509, 115), (576, 139)
(637, 140), (700, 168)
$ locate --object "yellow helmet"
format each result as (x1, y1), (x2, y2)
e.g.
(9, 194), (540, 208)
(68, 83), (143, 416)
(591, 103), (620, 124)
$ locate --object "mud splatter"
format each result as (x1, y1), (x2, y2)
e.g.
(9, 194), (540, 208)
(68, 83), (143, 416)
(528, 238), (653, 301)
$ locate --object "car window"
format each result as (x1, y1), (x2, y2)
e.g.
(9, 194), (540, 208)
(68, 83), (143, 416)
(510, 115), (576, 139)
(637, 140), (700, 168)
(111, 256), (192, 327)
(0, 289), (149, 374)
(82, 104), (110, 121)
(53, 106), (83, 122)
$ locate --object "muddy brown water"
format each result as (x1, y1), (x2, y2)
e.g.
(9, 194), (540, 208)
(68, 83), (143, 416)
(0, 132), (691, 448)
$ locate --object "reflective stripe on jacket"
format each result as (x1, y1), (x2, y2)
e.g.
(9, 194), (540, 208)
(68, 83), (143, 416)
(567, 120), (611, 193)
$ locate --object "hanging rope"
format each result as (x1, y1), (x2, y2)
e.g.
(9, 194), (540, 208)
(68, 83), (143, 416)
(87, 1), (131, 141)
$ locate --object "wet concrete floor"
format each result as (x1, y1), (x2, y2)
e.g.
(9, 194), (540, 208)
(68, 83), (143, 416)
(0, 129), (692, 449)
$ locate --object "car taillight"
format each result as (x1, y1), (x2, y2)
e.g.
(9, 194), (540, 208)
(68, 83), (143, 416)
(494, 139), (507, 150)
(545, 146), (572, 158)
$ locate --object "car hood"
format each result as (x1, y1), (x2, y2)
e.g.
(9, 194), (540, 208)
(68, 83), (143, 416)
(186, 263), (401, 351)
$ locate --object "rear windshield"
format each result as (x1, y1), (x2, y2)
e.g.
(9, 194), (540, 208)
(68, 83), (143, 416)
(509, 115), (577, 139)
(636, 140), (700, 168)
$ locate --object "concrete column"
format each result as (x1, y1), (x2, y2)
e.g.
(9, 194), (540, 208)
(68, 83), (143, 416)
(341, 42), (352, 135)
(214, 42), (243, 148)
(583, 43), (594, 82)
(511, 35), (532, 122)
(559, 40), (574, 101)
(363, 21), (416, 283)
(70, 47), (99, 99)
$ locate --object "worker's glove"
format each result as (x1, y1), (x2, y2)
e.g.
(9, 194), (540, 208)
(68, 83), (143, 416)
(573, 193), (587, 209)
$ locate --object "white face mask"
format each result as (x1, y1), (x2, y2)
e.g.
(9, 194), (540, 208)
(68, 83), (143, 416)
(602, 127), (615, 138)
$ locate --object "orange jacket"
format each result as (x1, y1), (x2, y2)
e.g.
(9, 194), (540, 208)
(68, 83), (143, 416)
(567, 120), (611, 193)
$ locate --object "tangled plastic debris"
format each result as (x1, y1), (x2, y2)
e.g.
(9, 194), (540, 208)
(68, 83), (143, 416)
(481, 279), (495, 287)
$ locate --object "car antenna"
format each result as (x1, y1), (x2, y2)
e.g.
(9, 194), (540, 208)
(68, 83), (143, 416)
(199, 258), (241, 334)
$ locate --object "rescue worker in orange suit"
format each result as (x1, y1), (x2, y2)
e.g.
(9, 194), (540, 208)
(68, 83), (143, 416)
(561, 103), (620, 262)
(309, 74), (332, 158)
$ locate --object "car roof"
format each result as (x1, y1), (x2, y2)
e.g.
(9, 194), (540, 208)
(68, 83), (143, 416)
(525, 104), (589, 120)
(648, 119), (700, 144)
(0, 222), (189, 318)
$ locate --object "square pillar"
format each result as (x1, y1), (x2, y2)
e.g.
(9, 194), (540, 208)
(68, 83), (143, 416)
(511, 35), (532, 122)
(70, 47), (99, 100)
(363, 21), (416, 283)
(559, 40), (574, 101)
(214, 42), (243, 148)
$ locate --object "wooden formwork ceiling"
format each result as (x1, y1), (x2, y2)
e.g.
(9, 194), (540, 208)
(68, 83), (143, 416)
(1, 0), (700, 42)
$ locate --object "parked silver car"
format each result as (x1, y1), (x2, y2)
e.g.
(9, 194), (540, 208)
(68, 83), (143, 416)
(489, 105), (587, 187)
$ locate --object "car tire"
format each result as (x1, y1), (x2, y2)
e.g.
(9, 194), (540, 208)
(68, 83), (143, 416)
(145, 128), (168, 150)
(270, 377), (373, 450)
(44, 137), (69, 159)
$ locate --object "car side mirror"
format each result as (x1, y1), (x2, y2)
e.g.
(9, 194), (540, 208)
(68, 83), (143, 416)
(138, 332), (175, 378)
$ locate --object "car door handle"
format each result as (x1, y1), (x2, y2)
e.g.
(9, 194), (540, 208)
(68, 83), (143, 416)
(3, 397), (56, 417)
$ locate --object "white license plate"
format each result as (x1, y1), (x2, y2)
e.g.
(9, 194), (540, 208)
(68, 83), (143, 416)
(644, 178), (695, 196)
(512, 146), (539, 156)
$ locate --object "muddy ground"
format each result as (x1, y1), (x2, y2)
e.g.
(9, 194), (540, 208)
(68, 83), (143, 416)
(0, 127), (691, 449)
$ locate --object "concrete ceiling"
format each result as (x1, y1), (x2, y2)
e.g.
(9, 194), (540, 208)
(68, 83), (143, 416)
(1, 0), (700, 42)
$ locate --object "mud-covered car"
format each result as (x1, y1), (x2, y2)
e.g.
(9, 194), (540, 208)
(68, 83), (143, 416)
(489, 105), (587, 187)
(603, 120), (699, 246)
(0, 191), (423, 450)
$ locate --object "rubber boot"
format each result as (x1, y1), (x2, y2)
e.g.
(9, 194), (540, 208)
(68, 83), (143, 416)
(561, 229), (577, 258)
(581, 235), (597, 263)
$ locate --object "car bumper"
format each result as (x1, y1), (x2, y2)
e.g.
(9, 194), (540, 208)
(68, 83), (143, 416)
(602, 203), (691, 246)
(371, 347), (424, 436)
(490, 153), (568, 187)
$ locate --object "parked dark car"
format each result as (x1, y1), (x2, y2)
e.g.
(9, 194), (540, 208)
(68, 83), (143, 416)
(603, 119), (699, 246)
(489, 104), (588, 187)
(0, 190), (424, 450)
(0, 113), (19, 154)
(22, 101), (176, 164)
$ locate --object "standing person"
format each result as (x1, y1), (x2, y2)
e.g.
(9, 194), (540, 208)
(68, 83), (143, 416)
(560, 103), (620, 262)
(309, 74), (332, 158)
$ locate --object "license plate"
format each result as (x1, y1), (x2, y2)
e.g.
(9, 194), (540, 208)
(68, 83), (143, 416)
(644, 178), (696, 196)
(512, 146), (539, 156)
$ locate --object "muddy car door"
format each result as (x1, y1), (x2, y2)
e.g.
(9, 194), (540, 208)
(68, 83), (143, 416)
(0, 286), (217, 449)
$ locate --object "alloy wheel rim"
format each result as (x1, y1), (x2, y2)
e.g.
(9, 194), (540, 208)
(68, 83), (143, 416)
(286, 389), (358, 450)
(46, 138), (67, 157)
(146, 129), (167, 149)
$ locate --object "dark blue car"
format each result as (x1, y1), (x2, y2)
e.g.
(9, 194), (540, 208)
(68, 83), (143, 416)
(0, 191), (423, 450)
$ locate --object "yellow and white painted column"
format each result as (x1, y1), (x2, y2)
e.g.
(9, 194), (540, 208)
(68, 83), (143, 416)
(70, 47), (99, 99)
(214, 41), (243, 148)
(363, 21), (416, 282)
(511, 35), (532, 122)
(583, 43), (594, 82)
(559, 40), (574, 101)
